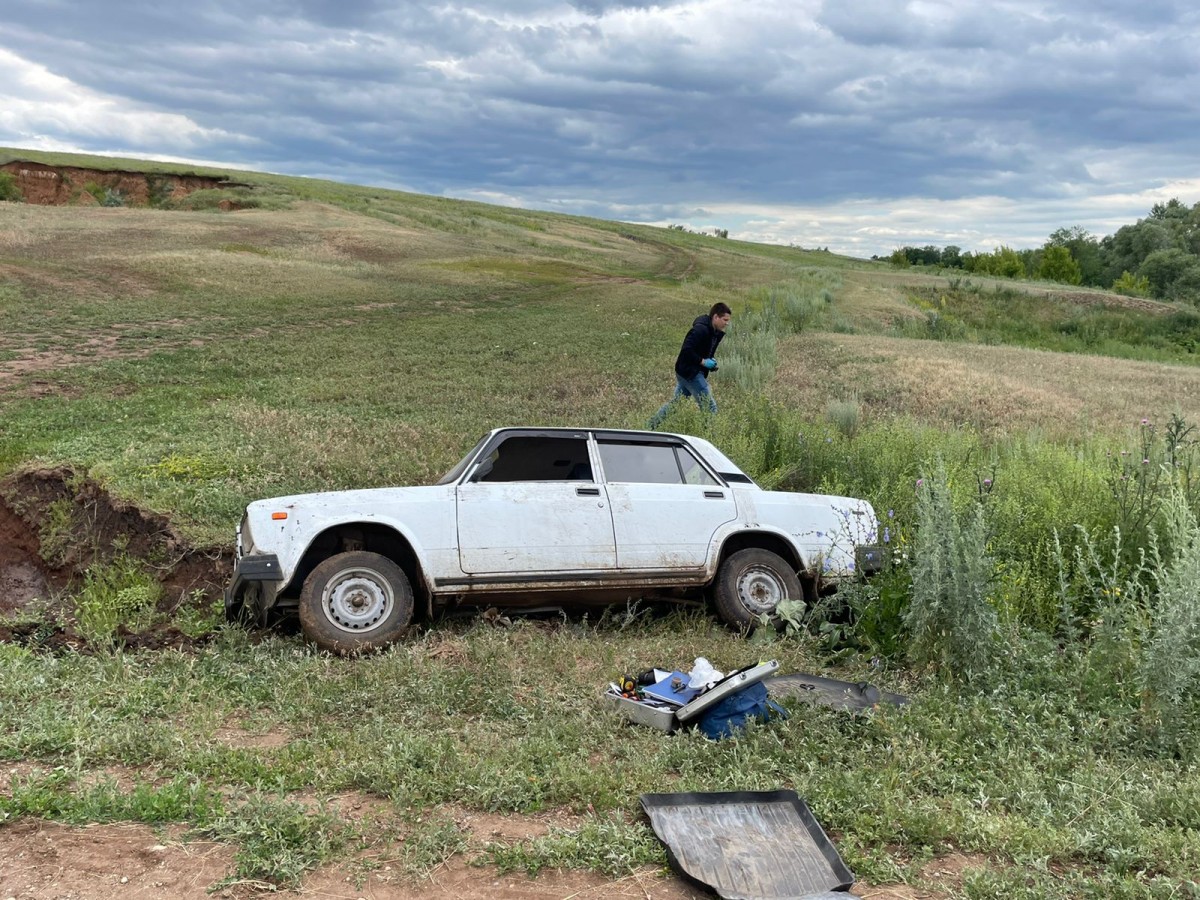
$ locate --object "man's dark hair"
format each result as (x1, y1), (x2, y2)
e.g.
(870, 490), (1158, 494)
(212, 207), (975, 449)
(709, 302), (732, 317)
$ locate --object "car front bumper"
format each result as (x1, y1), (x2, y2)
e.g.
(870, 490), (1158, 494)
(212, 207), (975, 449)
(224, 553), (283, 619)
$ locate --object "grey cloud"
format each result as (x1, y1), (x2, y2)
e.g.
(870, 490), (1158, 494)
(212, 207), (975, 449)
(1, 0), (1198, 257)
(567, 0), (688, 13)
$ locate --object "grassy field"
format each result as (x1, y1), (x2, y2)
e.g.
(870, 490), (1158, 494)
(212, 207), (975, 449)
(2, 147), (1199, 898)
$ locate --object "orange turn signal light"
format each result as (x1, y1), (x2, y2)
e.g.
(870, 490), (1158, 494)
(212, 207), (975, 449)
(271, 512), (288, 520)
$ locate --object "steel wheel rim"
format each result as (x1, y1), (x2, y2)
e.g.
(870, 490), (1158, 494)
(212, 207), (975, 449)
(322, 567), (392, 633)
(737, 564), (786, 614)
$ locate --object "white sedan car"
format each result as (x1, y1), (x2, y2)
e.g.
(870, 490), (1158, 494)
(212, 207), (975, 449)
(225, 427), (882, 653)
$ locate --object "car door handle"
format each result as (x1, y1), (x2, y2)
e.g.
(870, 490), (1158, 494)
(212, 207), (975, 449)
(704, 491), (725, 499)
(576, 486), (601, 496)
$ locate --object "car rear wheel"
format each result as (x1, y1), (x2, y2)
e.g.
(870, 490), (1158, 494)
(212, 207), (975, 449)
(713, 548), (802, 631)
(299, 550), (414, 654)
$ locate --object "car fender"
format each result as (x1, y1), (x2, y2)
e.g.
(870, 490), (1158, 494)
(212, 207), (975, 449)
(706, 522), (809, 578)
(242, 486), (458, 594)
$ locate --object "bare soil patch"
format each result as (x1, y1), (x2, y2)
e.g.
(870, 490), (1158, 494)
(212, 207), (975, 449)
(0, 815), (955, 899)
(0, 821), (238, 900)
(0, 467), (229, 648)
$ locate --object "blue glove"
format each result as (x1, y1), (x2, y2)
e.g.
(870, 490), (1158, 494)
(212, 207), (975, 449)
(701, 358), (717, 370)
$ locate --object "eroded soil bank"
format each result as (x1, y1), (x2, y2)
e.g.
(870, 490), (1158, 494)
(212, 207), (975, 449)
(0, 160), (246, 206)
(0, 467), (230, 649)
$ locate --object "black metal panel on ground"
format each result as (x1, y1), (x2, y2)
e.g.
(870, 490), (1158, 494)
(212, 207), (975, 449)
(639, 790), (858, 900)
(764, 673), (909, 712)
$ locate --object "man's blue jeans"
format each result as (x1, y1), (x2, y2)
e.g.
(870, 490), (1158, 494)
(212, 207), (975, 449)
(649, 373), (716, 428)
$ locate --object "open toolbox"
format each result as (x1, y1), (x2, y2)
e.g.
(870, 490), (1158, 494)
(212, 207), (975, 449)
(605, 660), (780, 732)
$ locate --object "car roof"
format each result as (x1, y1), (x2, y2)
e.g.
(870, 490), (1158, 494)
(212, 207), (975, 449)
(484, 427), (754, 483)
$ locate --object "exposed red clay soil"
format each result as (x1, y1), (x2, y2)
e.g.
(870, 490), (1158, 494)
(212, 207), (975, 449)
(0, 466), (230, 648)
(0, 160), (247, 207)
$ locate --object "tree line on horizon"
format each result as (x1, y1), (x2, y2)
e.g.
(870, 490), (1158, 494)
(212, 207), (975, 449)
(880, 198), (1200, 304)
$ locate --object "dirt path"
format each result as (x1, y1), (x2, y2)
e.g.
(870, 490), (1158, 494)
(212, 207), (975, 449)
(0, 818), (956, 899)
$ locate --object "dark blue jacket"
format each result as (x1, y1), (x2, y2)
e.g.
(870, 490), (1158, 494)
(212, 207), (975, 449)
(674, 314), (725, 379)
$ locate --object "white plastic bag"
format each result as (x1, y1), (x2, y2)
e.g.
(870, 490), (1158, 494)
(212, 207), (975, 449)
(687, 657), (724, 690)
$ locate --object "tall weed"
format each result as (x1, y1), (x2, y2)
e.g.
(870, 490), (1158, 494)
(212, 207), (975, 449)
(1106, 415), (1200, 559)
(825, 396), (861, 440)
(1140, 491), (1200, 757)
(719, 277), (833, 393)
(904, 458), (998, 677)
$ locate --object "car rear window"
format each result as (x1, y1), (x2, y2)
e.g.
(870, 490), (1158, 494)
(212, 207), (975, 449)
(597, 441), (718, 485)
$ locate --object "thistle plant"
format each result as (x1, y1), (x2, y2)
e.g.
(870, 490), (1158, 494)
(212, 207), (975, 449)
(1106, 414), (1200, 563)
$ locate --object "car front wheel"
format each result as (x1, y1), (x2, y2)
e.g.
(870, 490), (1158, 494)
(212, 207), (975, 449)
(298, 551), (414, 654)
(713, 548), (802, 631)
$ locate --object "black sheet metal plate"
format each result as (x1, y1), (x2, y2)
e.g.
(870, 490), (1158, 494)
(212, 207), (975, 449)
(765, 673), (909, 712)
(640, 790), (858, 900)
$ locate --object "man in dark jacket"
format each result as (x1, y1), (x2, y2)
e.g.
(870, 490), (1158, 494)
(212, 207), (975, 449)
(648, 302), (732, 428)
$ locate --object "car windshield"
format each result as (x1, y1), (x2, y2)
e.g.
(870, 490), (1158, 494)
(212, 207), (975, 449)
(435, 434), (490, 485)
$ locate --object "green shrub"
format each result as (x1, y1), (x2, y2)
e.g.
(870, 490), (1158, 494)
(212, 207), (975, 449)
(1112, 270), (1151, 298)
(1103, 415), (1200, 565)
(145, 174), (175, 207)
(0, 171), (22, 201)
(720, 325), (778, 393)
(718, 276), (835, 394)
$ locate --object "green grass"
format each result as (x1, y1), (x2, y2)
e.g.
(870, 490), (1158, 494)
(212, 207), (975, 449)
(1, 623), (1197, 894)
(895, 283), (1200, 365)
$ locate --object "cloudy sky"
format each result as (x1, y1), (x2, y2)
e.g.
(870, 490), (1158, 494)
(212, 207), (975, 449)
(2, 0), (1198, 258)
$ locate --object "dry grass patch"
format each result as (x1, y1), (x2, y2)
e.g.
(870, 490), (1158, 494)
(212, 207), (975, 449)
(775, 332), (1200, 438)
(837, 268), (942, 329)
(212, 724), (290, 752)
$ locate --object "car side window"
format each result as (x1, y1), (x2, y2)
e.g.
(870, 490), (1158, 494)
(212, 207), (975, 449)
(471, 435), (593, 482)
(597, 441), (718, 485)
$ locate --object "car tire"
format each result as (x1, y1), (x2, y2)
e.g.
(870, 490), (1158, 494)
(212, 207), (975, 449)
(298, 551), (414, 655)
(713, 548), (803, 631)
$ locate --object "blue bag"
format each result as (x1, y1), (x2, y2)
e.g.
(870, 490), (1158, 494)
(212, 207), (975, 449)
(696, 681), (788, 740)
